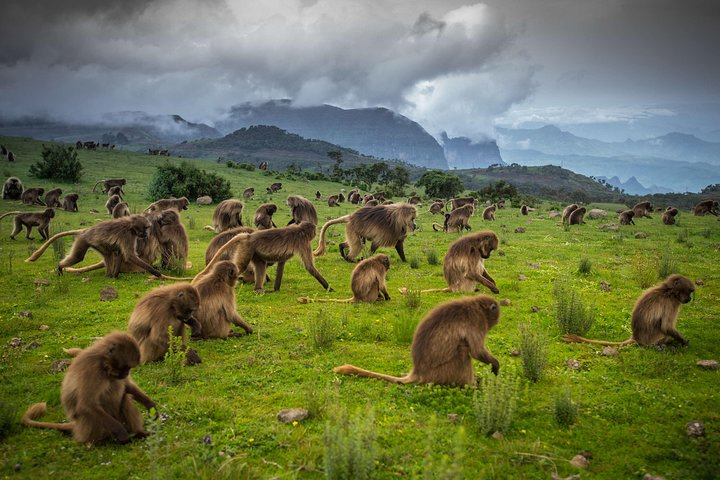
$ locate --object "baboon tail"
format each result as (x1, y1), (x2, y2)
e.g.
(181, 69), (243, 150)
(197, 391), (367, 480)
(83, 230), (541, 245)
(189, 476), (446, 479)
(91, 180), (103, 193)
(26, 229), (85, 262)
(62, 347), (82, 357)
(398, 287), (449, 295)
(151, 274), (194, 281)
(431, 223), (444, 232)
(192, 232), (252, 280)
(562, 334), (635, 346)
(64, 262), (104, 274)
(0, 211), (21, 221)
(313, 214), (352, 257)
(296, 297), (355, 304)
(203, 225), (216, 232)
(333, 364), (415, 384)
(21, 403), (74, 432)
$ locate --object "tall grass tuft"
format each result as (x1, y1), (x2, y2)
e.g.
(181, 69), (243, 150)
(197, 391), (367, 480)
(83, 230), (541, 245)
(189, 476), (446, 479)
(633, 258), (657, 288)
(164, 249), (186, 277)
(657, 252), (678, 279)
(519, 322), (548, 383)
(164, 326), (185, 384)
(474, 372), (518, 436)
(393, 313), (417, 344)
(186, 215), (196, 230)
(553, 388), (579, 428)
(404, 288), (422, 309)
(577, 257), (592, 275)
(309, 308), (336, 349)
(51, 236), (65, 264)
(425, 250), (439, 266)
(409, 256), (420, 269)
(324, 404), (377, 480)
(554, 279), (595, 335)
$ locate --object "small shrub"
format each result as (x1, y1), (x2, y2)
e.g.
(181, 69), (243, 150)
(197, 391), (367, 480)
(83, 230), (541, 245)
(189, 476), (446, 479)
(553, 388), (579, 428)
(474, 372), (518, 436)
(304, 384), (325, 420)
(51, 236), (65, 264)
(324, 404), (377, 480)
(409, 257), (420, 269)
(238, 163), (255, 171)
(148, 161), (232, 202)
(29, 145), (83, 182)
(186, 215), (196, 230)
(519, 322), (548, 383)
(633, 259), (657, 288)
(657, 252), (678, 279)
(164, 250), (186, 276)
(393, 313), (417, 344)
(577, 257), (592, 275)
(309, 309), (336, 349)
(404, 288), (422, 309)
(426, 250), (439, 266)
(554, 279), (595, 335)
(164, 326), (185, 384)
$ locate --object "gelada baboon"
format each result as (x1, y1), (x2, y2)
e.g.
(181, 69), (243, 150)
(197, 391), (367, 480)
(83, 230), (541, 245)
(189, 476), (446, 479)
(26, 215), (164, 278)
(327, 195), (340, 207)
(314, 203), (416, 262)
(632, 201), (654, 219)
(253, 203), (278, 230)
(112, 201), (130, 218)
(561, 204), (578, 224)
(287, 195), (318, 225)
(21, 332), (155, 444)
(144, 196), (189, 213)
(618, 209), (635, 225)
(407, 195), (421, 205)
(0, 208), (55, 240)
(107, 186), (124, 198)
(363, 194), (375, 205)
(298, 254), (391, 304)
(348, 190), (361, 204)
(191, 260), (253, 338)
(128, 283), (202, 364)
(44, 188), (63, 208)
(211, 199), (244, 232)
(106, 194), (123, 215)
(242, 187), (254, 199)
(334, 295), (500, 385)
(568, 207), (586, 225)
(520, 205), (529, 215)
(662, 207), (679, 225)
(433, 204), (474, 233)
(429, 201), (444, 214)
(92, 178), (126, 194)
(267, 182), (282, 193)
(63, 193), (79, 212)
(482, 204), (496, 221)
(315, 190), (322, 200)
(450, 197), (475, 211)
(202, 226), (267, 285)
(199, 221), (331, 292)
(21, 187), (45, 206)
(693, 199), (719, 216)
(7, 151), (16, 162)
(3, 176), (23, 200)
(564, 274), (695, 347)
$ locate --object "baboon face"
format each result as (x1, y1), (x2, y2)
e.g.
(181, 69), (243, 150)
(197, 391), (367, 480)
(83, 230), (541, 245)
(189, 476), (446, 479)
(266, 205), (277, 215)
(478, 233), (498, 259)
(104, 339), (141, 379)
(172, 287), (200, 320)
(670, 275), (695, 304)
(378, 254), (391, 270)
(179, 197), (189, 210)
(478, 296), (500, 327)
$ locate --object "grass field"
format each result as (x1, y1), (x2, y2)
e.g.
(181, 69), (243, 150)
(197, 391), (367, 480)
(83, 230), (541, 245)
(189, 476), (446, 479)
(0, 136), (718, 479)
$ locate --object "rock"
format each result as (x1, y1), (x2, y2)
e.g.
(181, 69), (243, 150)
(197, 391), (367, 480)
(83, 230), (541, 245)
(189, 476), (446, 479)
(527, 262), (540, 269)
(518, 274), (528, 281)
(686, 421), (705, 437)
(599, 223), (619, 231)
(277, 408), (309, 424)
(600, 281), (612, 292)
(566, 359), (581, 370)
(634, 232), (648, 239)
(602, 347), (620, 357)
(19, 311), (33, 319)
(497, 250), (505, 256)
(696, 359), (719, 370)
(27, 341), (41, 349)
(196, 195), (213, 205)
(548, 211), (562, 219)
(514, 227), (526, 233)
(39, 325), (49, 331)
(491, 431), (504, 440)
(695, 279), (704, 286)
(510, 349), (521, 357)
(447, 413), (459, 424)
(33, 279), (50, 287)
(99, 286), (118, 301)
(531, 306), (540, 312)
(49, 359), (71, 373)
(588, 209), (607, 219)
(9, 338), (22, 348)
(500, 299), (512, 306)
(643, 475), (666, 480)
(81, 277), (92, 283)
(569, 454), (589, 469)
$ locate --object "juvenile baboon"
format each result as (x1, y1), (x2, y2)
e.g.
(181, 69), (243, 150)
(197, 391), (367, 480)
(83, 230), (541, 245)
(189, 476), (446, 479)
(287, 195), (318, 225)
(297, 254), (391, 304)
(407, 195), (421, 205)
(662, 207), (679, 225)
(144, 196), (189, 213)
(212, 199), (244, 232)
(0, 208), (55, 240)
(267, 182), (282, 193)
(191, 260), (253, 338)
(21, 332), (155, 444)
(199, 221), (331, 292)
(334, 295), (500, 385)
(106, 194), (123, 215)
(253, 203), (277, 230)
(7, 151), (16, 162)
(128, 283), (202, 364)
(26, 215), (164, 278)
(44, 188), (63, 208)
(92, 178), (126, 194)
(632, 201), (654, 219)
(314, 203), (417, 262)
(242, 187), (254, 200)
(107, 186), (124, 199)
(315, 191), (322, 200)
(21, 187), (45, 206)
(63, 193), (79, 212)
(482, 204), (496, 221)
(450, 197), (475, 211)
(429, 201), (444, 214)
(112, 201), (130, 218)
(568, 207), (586, 225)
(3, 176), (23, 200)
(433, 204), (474, 233)
(618, 209), (635, 225)
(327, 195), (340, 207)
(564, 274), (695, 347)
(520, 205), (529, 215)
(693, 199), (719, 216)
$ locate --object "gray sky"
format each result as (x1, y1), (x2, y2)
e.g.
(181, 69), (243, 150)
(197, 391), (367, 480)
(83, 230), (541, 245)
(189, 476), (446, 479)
(1, 0), (718, 140)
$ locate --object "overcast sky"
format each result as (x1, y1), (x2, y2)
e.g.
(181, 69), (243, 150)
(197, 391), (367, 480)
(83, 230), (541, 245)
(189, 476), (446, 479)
(1, 0), (718, 140)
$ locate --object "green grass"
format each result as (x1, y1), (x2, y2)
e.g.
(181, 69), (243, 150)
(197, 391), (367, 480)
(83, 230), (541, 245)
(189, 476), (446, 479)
(1, 136), (719, 479)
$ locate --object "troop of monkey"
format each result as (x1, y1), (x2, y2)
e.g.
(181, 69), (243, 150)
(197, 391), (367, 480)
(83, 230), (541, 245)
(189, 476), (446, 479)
(2, 175), (709, 445)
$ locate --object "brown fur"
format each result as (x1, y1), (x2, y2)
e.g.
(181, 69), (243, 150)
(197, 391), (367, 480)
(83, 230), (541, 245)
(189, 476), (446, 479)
(107, 186), (124, 198)
(266, 182), (282, 193)
(144, 196), (189, 213)
(407, 195), (421, 205)
(482, 204), (496, 221)
(561, 204), (578, 224)
(21, 332), (155, 444)
(363, 194), (375, 205)
(520, 205), (529, 215)
(429, 201), (444, 214)
(191, 261), (253, 338)
(127, 283), (202, 363)
(44, 188), (63, 208)
(152, 209), (189, 269)
(433, 204), (474, 233)
(204, 226), (267, 285)
(365, 199), (380, 206)
(618, 209), (635, 225)
(287, 195), (318, 225)
(21, 187), (45, 206)
(298, 254), (391, 304)
(316, 191), (322, 200)
(693, 199), (719, 216)
(334, 295), (500, 385)
(3, 176), (23, 200)
(568, 207), (586, 225)
(92, 178), (126, 194)
(112, 201), (130, 218)
(327, 194), (340, 207)
(564, 274), (695, 347)
(253, 203), (277, 230)
(106, 194), (123, 215)
(314, 203), (417, 262)
(348, 190), (361, 204)
(662, 207), (679, 225)
(632, 201), (654, 219)
(0, 208), (55, 240)
(63, 193), (79, 212)
(212, 199), (244, 232)
(450, 197), (475, 211)
(242, 187), (254, 199)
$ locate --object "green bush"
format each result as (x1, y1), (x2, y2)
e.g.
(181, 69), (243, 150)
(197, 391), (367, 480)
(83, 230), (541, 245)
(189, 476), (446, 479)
(577, 257), (592, 275)
(309, 308), (337, 349)
(404, 288), (422, 309)
(324, 404), (377, 480)
(29, 145), (83, 182)
(553, 388), (579, 428)
(519, 322), (548, 383)
(474, 372), (518, 436)
(657, 252), (678, 279)
(163, 326), (185, 384)
(554, 279), (595, 336)
(148, 161), (232, 202)
(426, 250), (439, 266)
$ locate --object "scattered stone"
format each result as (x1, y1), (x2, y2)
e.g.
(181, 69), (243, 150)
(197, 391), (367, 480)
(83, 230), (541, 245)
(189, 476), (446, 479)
(548, 211), (562, 219)
(491, 431), (504, 440)
(686, 421), (705, 437)
(695, 279), (704, 286)
(514, 227), (526, 233)
(34, 279), (50, 287)
(39, 325), (49, 331)
(81, 277), (92, 283)
(19, 311), (33, 318)
(497, 250), (505, 256)
(566, 359), (581, 370)
(27, 341), (41, 350)
(527, 262), (540, 269)
(634, 232), (648, 239)
(202, 435), (212, 444)
(196, 195), (213, 205)
(510, 349), (521, 357)
(569, 454), (589, 469)
(447, 413), (459, 424)
(696, 359), (719, 370)
(277, 408), (309, 424)
(599, 223), (619, 231)
(602, 347), (620, 357)
(588, 208), (607, 219)
(9, 338), (22, 348)
(531, 306), (540, 312)
(643, 474), (666, 480)
(99, 286), (118, 301)
(518, 274), (528, 281)
(600, 281), (612, 292)
(49, 359), (70, 373)
(500, 299), (512, 306)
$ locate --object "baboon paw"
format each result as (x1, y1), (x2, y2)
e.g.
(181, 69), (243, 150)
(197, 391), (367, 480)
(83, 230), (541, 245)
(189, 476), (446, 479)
(184, 348), (202, 366)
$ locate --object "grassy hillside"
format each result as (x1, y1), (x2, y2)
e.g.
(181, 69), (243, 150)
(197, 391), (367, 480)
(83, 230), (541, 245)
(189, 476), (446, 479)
(0, 136), (719, 479)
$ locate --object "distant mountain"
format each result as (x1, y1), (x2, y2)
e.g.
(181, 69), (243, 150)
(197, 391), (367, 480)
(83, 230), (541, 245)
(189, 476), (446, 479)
(596, 176), (673, 196)
(441, 133), (505, 169)
(216, 100), (448, 170)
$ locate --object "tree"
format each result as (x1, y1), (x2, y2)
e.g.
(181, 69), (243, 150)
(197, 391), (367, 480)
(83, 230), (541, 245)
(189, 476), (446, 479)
(148, 161), (232, 201)
(416, 170), (464, 199)
(328, 150), (344, 182)
(29, 145), (83, 182)
(380, 165), (410, 196)
(476, 180), (518, 204)
(346, 163), (389, 191)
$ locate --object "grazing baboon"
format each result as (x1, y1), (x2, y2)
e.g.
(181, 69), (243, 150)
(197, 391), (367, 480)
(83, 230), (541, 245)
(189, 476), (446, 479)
(106, 194), (123, 215)
(314, 203), (417, 262)
(258, 161), (268, 170)
(63, 193), (79, 212)
(450, 197), (475, 211)
(26, 215), (164, 278)
(92, 178), (126, 194)
(618, 209), (635, 225)
(334, 295), (500, 385)
(348, 190), (361, 204)
(253, 203), (277, 230)
(429, 201), (444, 214)
(433, 204), (474, 233)
(267, 182), (282, 193)
(128, 283), (202, 364)
(632, 201), (654, 219)
(482, 204), (496, 221)
(144, 196), (189, 213)
(199, 221), (331, 292)
(7, 151), (16, 162)
(3, 176), (24, 200)
(44, 188), (63, 208)
(328, 195), (340, 207)
(693, 199), (719, 216)
(287, 195), (318, 225)
(338, 192), (345, 203)
(561, 204), (578, 224)
(407, 195), (421, 205)
(21, 332), (155, 444)
(520, 205), (529, 215)
(298, 254), (391, 304)
(112, 201), (130, 218)
(564, 274), (695, 347)
(315, 191), (322, 200)
(242, 187), (254, 200)
(21, 187), (45, 206)
(107, 186), (124, 199)
(568, 207), (586, 225)
(0, 208), (55, 240)
(663, 207), (679, 225)
(191, 260), (253, 338)
(212, 199), (244, 232)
